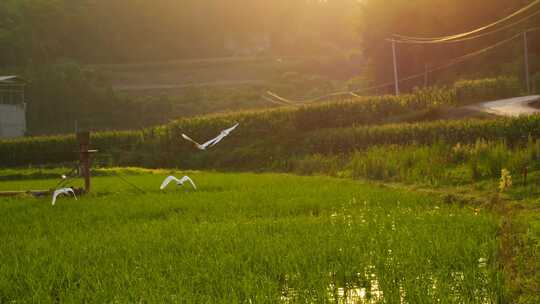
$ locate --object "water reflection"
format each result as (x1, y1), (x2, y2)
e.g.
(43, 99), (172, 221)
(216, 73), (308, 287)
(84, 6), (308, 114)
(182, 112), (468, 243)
(281, 269), (384, 304)
(280, 261), (493, 304)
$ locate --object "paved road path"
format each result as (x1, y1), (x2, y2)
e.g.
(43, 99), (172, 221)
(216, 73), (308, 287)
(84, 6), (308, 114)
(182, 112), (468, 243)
(467, 95), (540, 117)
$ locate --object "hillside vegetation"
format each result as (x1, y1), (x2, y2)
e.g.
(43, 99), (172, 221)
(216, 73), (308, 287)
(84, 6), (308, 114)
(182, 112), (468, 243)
(0, 77), (524, 167)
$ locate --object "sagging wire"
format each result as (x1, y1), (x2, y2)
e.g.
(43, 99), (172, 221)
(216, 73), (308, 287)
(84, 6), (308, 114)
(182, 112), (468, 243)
(393, 9), (540, 44)
(393, 0), (540, 43)
(264, 30), (525, 105)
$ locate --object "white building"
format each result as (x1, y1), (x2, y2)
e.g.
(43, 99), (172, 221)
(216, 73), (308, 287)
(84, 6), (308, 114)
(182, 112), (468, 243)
(0, 76), (26, 138)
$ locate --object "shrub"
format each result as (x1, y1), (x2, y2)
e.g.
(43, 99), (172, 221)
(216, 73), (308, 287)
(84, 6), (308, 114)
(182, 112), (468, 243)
(341, 139), (540, 186)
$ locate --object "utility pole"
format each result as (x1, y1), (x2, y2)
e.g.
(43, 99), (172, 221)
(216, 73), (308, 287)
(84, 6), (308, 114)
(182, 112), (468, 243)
(523, 31), (530, 93)
(424, 63), (429, 88)
(392, 40), (400, 96)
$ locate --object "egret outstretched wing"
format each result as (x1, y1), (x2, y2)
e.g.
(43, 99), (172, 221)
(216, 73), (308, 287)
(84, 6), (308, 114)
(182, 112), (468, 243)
(208, 133), (227, 147)
(51, 190), (61, 206)
(52, 188), (77, 206)
(160, 175), (197, 190)
(181, 134), (203, 150)
(179, 176), (197, 189)
(200, 137), (220, 149)
(160, 175), (180, 190)
(207, 123), (239, 147)
(222, 123), (239, 135)
(181, 123), (239, 151)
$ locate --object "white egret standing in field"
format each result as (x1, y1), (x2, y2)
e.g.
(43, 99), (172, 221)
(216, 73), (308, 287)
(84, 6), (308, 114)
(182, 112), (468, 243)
(181, 123), (239, 150)
(160, 176), (197, 190)
(52, 188), (77, 206)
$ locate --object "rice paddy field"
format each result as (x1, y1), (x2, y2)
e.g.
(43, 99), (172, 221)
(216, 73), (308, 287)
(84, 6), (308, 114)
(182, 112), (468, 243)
(0, 171), (504, 303)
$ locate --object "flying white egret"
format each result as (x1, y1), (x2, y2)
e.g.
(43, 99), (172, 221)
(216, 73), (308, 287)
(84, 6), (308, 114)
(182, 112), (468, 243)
(181, 123), (239, 150)
(52, 188), (77, 206)
(160, 176), (197, 190)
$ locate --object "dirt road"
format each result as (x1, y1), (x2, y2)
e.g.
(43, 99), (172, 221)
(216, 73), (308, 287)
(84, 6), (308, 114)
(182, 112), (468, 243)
(467, 95), (540, 117)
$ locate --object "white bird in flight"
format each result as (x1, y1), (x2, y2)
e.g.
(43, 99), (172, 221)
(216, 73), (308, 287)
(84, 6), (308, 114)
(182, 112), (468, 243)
(160, 176), (197, 190)
(52, 188), (77, 206)
(181, 123), (239, 150)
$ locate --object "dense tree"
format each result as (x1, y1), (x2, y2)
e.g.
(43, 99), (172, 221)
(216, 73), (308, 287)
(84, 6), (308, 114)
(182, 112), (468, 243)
(0, 0), (361, 66)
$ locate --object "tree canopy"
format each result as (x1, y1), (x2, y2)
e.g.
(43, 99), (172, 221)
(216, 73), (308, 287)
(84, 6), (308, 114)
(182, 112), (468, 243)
(0, 0), (360, 66)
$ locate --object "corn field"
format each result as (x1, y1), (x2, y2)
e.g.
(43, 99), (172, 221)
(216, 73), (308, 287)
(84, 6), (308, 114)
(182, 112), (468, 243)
(0, 77), (527, 168)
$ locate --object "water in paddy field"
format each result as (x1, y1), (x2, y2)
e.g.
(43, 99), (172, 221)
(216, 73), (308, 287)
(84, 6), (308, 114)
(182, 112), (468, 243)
(280, 261), (492, 304)
(280, 269), (384, 304)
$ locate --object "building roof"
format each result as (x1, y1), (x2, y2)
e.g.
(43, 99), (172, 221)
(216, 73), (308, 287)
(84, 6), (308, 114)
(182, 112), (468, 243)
(0, 76), (26, 85)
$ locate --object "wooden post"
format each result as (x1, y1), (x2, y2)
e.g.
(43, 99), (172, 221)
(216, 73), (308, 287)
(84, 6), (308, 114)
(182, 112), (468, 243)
(392, 40), (400, 96)
(77, 131), (91, 193)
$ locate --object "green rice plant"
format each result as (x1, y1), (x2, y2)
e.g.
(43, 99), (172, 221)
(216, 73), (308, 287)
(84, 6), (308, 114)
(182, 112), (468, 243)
(0, 172), (505, 303)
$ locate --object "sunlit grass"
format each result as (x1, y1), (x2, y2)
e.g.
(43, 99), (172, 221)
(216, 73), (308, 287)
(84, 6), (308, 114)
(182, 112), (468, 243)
(0, 172), (503, 303)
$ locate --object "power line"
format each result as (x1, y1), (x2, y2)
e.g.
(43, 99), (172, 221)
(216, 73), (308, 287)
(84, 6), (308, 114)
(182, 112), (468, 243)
(393, 8), (540, 44)
(391, 33), (521, 85)
(265, 30), (524, 104)
(393, 0), (540, 43)
(371, 33), (522, 87)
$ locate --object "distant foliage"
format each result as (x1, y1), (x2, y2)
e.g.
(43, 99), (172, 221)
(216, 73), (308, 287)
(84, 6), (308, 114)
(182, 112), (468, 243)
(0, 0), (360, 66)
(25, 62), (122, 134)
